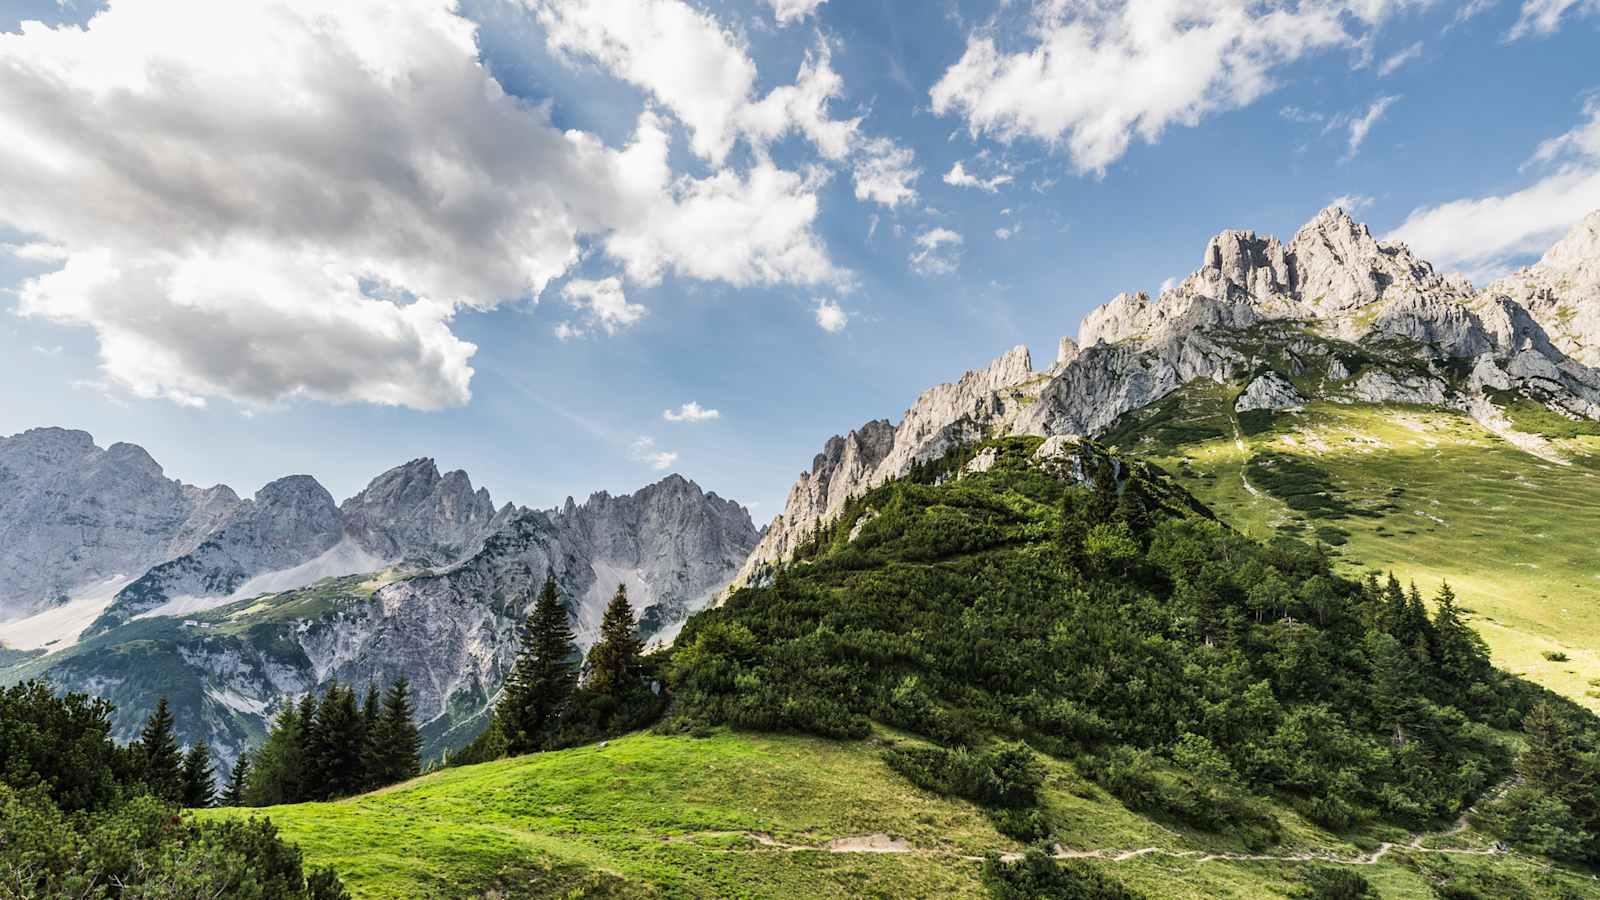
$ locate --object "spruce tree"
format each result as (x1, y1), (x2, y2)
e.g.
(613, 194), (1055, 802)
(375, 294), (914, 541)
(313, 682), (365, 799)
(585, 584), (644, 700)
(359, 683), (381, 790)
(373, 677), (422, 785)
(245, 703), (304, 806)
(139, 696), (183, 802)
(499, 577), (580, 754)
(223, 753), (250, 807)
(180, 739), (216, 808)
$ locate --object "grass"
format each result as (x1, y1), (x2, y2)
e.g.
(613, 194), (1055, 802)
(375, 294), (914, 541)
(201, 729), (1600, 899)
(1127, 399), (1600, 711)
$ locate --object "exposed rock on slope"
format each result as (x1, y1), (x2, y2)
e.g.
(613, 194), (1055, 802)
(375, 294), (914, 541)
(1490, 210), (1600, 366)
(3, 465), (757, 770)
(0, 428), (240, 621)
(339, 457), (509, 564)
(737, 206), (1600, 584)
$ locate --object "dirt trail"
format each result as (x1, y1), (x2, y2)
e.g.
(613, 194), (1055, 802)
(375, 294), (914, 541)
(664, 829), (1506, 868)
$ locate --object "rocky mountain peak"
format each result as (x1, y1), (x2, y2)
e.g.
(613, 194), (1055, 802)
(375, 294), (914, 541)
(339, 456), (503, 565)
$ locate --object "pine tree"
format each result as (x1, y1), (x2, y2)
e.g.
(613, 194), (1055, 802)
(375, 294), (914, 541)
(246, 703), (306, 805)
(1520, 702), (1580, 793)
(1431, 582), (1490, 685)
(222, 753), (250, 807)
(372, 677), (421, 785)
(312, 682), (365, 799)
(139, 696), (183, 802)
(180, 740), (216, 808)
(498, 577), (580, 754)
(359, 683), (381, 790)
(585, 583), (644, 700)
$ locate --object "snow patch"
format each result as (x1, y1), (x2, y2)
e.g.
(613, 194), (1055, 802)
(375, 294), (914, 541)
(205, 687), (270, 715)
(0, 575), (132, 652)
(135, 537), (389, 621)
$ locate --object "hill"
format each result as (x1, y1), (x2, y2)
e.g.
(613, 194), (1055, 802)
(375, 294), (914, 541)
(202, 729), (1597, 899)
(208, 437), (1600, 897)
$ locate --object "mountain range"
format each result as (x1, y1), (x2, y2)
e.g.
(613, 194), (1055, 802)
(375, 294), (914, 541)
(0, 436), (757, 766)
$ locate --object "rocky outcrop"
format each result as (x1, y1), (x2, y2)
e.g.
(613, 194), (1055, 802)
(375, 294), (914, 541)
(1489, 210), (1600, 366)
(735, 205), (1600, 585)
(0, 428), (241, 621)
(1236, 372), (1307, 412)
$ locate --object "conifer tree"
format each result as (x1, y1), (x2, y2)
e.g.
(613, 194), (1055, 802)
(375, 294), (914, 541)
(585, 583), (644, 700)
(372, 677), (422, 784)
(499, 577), (580, 754)
(312, 682), (365, 799)
(245, 703), (304, 806)
(180, 739), (216, 808)
(359, 682), (381, 790)
(1431, 582), (1489, 685)
(222, 753), (250, 807)
(139, 695), (183, 802)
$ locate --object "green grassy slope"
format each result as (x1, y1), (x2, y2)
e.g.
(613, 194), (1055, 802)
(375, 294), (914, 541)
(1110, 388), (1600, 711)
(203, 729), (1597, 899)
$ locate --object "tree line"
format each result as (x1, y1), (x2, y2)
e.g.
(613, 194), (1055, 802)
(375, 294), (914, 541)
(233, 677), (422, 807)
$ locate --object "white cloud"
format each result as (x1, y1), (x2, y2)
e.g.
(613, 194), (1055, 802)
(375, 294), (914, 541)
(767, 0), (828, 26)
(1345, 95), (1401, 159)
(853, 137), (922, 208)
(929, 1), (1418, 174)
(944, 161), (1014, 193)
(600, 114), (842, 287)
(0, 0), (846, 411)
(533, 0), (757, 164)
(814, 297), (849, 332)
(1331, 193), (1376, 213)
(553, 322), (584, 341)
(1377, 40), (1422, 76)
(909, 228), (963, 276)
(1388, 97), (1600, 279)
(994, 224), (1021, 240)
(631, 436), (678, 470)
(664, 401), (721, 422)
(534, 0), (915, 209)
(1509, 0), (1600, 39)
(556, 276), (647, 337)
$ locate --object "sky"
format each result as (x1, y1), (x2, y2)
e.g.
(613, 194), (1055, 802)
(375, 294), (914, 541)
(1, 0), (1598, 520)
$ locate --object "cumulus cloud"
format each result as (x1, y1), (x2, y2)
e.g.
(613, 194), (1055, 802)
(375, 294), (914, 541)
(1388, 97), (1600, 279)
(1508, 0), (1600, 39)
(910, 228), (963, 276)
(631, 436), (679, 469)
(814, 298), (849, 332)
(929, 1), (1418, 174)
(944, 161), (1014, 192)
(1377, 40), (1422, 76)
(767, 0), (827, 24)
(1345, 95), (1401, 159)
(533, 0), (915, 206)
(555, 277), (647, 338)
(994, 224), (1021, 240)
(0, 0), (845, 409)
(853, 137), (922, 208)
(663, 401), (720, 422)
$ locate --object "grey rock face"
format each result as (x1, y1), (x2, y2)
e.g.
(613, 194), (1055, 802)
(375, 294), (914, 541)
(0, 428), (241, 621)
(1488, 210), (1600, 366)
(339, 458), (506, 564)
(1236, 372), (1307, 412)
(102, 475), (344, 626)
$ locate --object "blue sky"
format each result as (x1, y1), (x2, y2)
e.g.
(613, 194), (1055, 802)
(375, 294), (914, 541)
(1, 0), (1598, 518)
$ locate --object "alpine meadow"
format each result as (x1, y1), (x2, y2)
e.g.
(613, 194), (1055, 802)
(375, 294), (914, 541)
(5, 1), (1600, 898)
